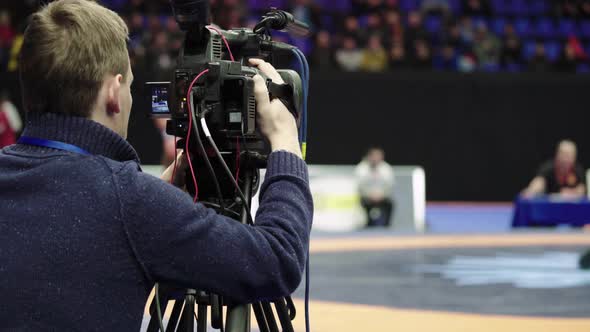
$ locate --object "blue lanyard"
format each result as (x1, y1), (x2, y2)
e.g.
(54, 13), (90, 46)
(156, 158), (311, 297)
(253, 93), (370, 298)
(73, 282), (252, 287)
(17, 136), (91, 156)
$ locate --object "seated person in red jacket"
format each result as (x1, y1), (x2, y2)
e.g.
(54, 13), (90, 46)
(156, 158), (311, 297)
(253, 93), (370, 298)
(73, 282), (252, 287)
(522, 140), (586, 199)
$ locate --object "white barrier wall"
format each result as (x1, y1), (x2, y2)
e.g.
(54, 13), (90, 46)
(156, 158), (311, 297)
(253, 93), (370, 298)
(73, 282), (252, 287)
(143, 164), (426, 233)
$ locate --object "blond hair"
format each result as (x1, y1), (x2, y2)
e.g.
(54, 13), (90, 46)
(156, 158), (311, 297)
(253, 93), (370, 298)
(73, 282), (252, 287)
(19, 0), (129, 117)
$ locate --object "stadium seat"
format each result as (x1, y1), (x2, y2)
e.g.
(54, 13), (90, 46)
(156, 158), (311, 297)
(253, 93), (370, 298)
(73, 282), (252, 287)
(491, 0), (508, 16)
(545, 41), (562, 62)
(491, 17), (507, 36)
(448, 0), (462, 15)
(534, 18), (557, 39)
(508, 0), (529, 16)
(514, 18), (532, 37)
(529, 0), (549, 16)
(558, 20), (577, 39)
(425, 16), (442, 34)
(400, 0), (420, 12)
(505, 62), (524, 72)
(579, 20), (590, 39)
(523, 40), (537, 60)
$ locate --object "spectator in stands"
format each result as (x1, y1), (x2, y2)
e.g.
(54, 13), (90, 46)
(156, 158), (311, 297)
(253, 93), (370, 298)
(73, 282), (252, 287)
(522, 140), (587, 198)
(556, 36), (587, 73)
(555, 43), (580, 72)
(356, 147), (395, 227)
(383, 9), (404, 47)
(459, 16), (475, 47)
(405, 11), (428, 48)
(435, 44), (459, 71)
(360, 34), (388, 72)
(0, 11), (15, 52)
(443, 21), (464, 50)
(0, 91), (22, 148)
(384, 0), (401, 11)
(412, 39), (433, 69)
(390, 42), (411, 70)
(290, 0), (322, 33)
(311, 30), (336, 70)
(365, 0), (385, 14)
(366, 12), (385, 40)
(500, 23), (522, 68)
(528, 42), (552, 72)
(146, 30), (173, 78)
(581, 1), (590, 19)
(462, 0), (492, 17)
(342, 15), (365, 45)
(335, 36), (363, 71)
(473, 24), (501, 70)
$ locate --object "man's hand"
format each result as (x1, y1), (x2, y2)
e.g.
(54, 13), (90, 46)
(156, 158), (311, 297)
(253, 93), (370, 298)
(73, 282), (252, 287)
(249, 58), (302, 159)
(161, 151), (189, 188)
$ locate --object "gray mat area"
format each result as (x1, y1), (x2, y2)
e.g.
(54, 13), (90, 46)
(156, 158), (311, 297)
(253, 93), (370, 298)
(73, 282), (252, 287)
(294, 245), (590, 317)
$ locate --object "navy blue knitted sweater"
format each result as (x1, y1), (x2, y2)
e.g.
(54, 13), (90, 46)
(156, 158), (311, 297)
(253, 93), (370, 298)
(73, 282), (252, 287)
(0, 112), (313, 331)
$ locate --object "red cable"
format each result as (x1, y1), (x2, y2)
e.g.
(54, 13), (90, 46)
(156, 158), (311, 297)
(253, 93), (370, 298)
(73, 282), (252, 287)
(186, 69), (210, 202)
(207, 25), (240, 186)
(170, 137), (178, 185)
(207, 25), (235, 62)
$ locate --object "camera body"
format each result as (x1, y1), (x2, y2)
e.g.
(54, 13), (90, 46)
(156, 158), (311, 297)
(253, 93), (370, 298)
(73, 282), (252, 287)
(148, 15), (304, 155)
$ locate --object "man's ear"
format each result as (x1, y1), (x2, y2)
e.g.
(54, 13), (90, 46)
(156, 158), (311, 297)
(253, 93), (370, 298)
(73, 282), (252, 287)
(105, 74), (123, 115)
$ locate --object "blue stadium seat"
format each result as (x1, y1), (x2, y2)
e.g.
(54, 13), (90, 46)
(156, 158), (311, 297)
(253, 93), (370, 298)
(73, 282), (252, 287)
(472, 16), (488, 29)
(534, 18), (557, 39)
(576, 63), (590, 73)
(425, 16), (442, 34)
(514, 18), (532, 37)
(482, 63), (501, 72)
(491, 17), (507, 36)
(400, 0), (420, 12)
(358, 15), (368, 28)
(545, 41), (562, 62)
(448, 0), (462, 15)
(508, 0), (529, 16)
(491, 0), (508, 16)
(529, 0), (549, 16)
(505, 63), (524, 72)
(523, 40), (537, 60)
(558, 20), (577, 38)
(579, 20), (590, 39)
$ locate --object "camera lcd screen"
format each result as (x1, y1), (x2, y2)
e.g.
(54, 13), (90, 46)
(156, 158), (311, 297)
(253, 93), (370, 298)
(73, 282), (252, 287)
(147, 82), (171, 115)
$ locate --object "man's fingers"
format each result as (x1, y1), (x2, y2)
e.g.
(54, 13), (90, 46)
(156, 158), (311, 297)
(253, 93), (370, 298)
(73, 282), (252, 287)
(248, 58), (285, 84)
(252, 74), (271, 111)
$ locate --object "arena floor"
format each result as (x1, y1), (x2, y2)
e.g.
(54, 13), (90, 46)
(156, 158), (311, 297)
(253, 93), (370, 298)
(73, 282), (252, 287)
(143, 231), (590, 332)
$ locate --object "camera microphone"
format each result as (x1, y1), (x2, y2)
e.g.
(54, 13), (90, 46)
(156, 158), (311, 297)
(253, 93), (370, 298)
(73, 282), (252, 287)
(256, 10), (310, 37)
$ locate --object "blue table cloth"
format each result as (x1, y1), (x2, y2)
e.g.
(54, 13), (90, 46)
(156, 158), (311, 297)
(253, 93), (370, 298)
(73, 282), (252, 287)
(512, 197), (590, 227)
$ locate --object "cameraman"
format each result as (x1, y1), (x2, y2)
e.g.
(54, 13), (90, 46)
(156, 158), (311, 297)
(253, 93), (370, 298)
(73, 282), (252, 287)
(0, 1), (312, 330)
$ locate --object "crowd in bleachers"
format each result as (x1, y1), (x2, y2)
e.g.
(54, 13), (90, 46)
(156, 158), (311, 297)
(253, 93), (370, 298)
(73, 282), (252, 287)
(4, 0), (590, 74)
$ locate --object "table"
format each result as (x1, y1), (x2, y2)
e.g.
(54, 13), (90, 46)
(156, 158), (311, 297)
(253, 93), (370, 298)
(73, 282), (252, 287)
(512, 197), (590, 228)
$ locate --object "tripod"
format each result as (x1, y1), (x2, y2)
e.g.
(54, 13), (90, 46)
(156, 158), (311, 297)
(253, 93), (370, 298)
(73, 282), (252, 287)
(146, 153), (297, 332)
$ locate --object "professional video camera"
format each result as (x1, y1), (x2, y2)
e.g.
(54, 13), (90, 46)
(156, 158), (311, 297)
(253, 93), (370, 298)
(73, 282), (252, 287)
(145, 1), (310, 332)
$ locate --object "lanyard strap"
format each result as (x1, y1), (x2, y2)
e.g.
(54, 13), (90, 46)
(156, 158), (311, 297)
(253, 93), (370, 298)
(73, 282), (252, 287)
(17, 136), (91, 156)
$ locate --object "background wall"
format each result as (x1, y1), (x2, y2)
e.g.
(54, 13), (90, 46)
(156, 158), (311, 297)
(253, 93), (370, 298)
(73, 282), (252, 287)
(3, 71), (589, 201)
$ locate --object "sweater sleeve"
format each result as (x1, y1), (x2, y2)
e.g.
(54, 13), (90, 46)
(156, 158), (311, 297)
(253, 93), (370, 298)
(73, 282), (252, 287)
(113, 151), (313, 303)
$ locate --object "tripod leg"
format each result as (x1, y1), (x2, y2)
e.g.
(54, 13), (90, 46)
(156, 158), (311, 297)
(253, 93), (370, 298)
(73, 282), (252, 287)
(225, 304), (250, 332)
(211, 295), (223, 329)
(197, 304), (208, 332)
(177, 293), (196, 332)
(252, 303), (271, 332)
(261, 302), (280, 332)
(166, 301), (184, 332)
